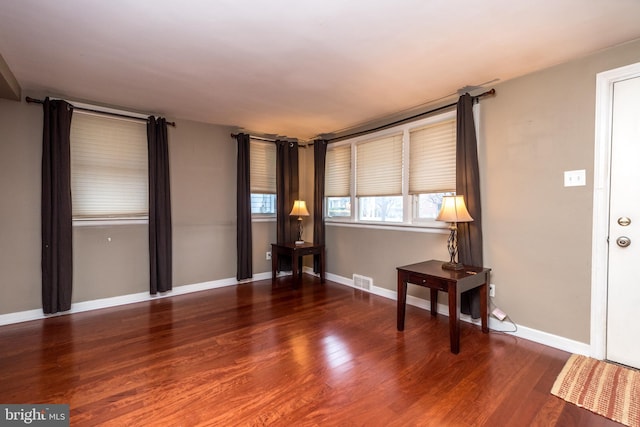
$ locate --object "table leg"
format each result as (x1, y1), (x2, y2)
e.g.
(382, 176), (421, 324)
(292, 254), (299, 287)
(298, 256), (303, 277)
(397, 273), (407, 331)
(430, 289), (438, 316)
(480, 278), (489, 333)
(448, 284), (460, 354)
(319, 248), (325, 283)
(271, 249), (278, 283)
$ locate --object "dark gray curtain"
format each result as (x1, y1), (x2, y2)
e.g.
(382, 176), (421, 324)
(148, 116), (172, 294)
(41, 98), (73, 314)
(456, 93), (484, 318)
(276, 140), (299, 271)
(313, 139), (327, 273)
(236, 133), (252, 280)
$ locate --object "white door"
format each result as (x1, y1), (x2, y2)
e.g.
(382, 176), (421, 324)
(606, 75), (640, 369)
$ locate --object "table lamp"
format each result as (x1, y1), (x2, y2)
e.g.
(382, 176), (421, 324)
(290, 200), (310, 245)
(435, 195), (473, 270)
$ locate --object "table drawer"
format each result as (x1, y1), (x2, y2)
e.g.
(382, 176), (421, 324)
(429, 278), (449, 291)
(294, 247), (318, 256)
(407, 274), (428, 286)
(406, 274), (448, 291)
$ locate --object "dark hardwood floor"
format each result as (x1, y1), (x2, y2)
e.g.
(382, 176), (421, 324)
(0, 275), (621, 426)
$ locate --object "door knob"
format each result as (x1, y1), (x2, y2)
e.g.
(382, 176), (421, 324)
(616, 236), (631, 247)
(618, 217), (631, 226)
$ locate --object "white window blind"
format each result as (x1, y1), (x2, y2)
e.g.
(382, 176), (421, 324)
(356, 133), (403, 197)
(409, 118), (456, 194)
(70, 111), (148, 219)
(250, 140), (276, 194)
(325, 144), (351, 197)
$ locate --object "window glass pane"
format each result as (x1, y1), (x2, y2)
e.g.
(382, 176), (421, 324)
(358, 196), (403, 222)
(250, 193), (276, 215)
(414, 192), (454, 220)
(326, 197), (350, 217)
(70, 111), (148, 219)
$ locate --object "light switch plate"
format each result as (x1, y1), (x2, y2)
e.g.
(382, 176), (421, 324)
(564, 169), (586, 187)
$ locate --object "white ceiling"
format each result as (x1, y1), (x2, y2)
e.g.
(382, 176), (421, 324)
(1, 0), (640, 141)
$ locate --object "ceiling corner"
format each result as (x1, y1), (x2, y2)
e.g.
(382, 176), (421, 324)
(0, 54), (22, 101)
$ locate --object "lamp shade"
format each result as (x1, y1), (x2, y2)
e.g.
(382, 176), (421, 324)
(289, 200), (310, 217)
(436, 195), (473, 223)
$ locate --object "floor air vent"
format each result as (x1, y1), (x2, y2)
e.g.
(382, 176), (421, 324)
(352, 274), (373, 291)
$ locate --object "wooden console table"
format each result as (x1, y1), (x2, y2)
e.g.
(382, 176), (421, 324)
(396, 260), (491, 354)
(271, 242), (325, 287)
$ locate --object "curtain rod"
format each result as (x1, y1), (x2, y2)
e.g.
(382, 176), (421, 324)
(25, 96), (176, 127)
(325, 88), (495, 144)
(230, 134), (278, 143)
(229, 133), (303, 146)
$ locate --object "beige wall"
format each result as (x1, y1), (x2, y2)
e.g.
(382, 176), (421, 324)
(0, 98), (275, 314)
(0, 99), (42, 312)
(325, 226), (447, 297)
(480, 39), (640, 343)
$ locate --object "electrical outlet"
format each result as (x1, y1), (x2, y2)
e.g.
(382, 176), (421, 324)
(489, 284), (496, 298)
(266, 251), (272, 260)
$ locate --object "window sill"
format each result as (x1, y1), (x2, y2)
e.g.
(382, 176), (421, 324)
(73, 218), (148, 227)
(251, 216), (276, 223)
(325, 220), (448, 233)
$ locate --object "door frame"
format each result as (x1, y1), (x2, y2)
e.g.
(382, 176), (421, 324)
(591, 61), (640, 360)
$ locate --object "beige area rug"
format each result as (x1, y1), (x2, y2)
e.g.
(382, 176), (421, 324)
(551, 354), (640, 427)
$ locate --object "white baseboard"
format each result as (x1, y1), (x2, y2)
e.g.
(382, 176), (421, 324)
(322, 270), (590, 357)
(0, 308), (45, 326)
(0, 269), (591, 357)
(0, 272), (274, 327)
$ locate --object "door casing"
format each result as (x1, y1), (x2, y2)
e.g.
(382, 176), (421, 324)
(591, 61), (640, 360)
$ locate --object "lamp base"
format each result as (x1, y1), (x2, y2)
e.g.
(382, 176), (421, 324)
(442, 261), (465, 271)
(294, 240), (305, 245)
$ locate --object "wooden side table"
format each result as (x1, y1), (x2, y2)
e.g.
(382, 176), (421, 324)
(271, 242), (325, 287)
(396, 260), (491, 354)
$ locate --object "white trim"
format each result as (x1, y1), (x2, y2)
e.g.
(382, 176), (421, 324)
(73, 218), (148, 227)
(251, 216), (276, 223)
(591, 61), (640, 360)
(0, 272), (273, 327)
(0, 308), (45, 326)
(1, 267), (590, 355)
(326, 220), (449, 234)
(323, 269), (590, 356)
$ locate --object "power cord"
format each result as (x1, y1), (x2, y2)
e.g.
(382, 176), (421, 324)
(489, 298), (518, 333)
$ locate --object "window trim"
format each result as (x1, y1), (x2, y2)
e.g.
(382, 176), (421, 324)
(73, 218), (148, 227)
(325, 109), (458, 229)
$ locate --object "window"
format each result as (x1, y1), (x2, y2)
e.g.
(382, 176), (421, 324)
(250, 140), (276, 216)
(325, 144), (351, 218)
(356, 133), (403, 222)
(70, 111), (148, 221)
(409, 118), (456, 220)
(324, 111), (457, 227)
